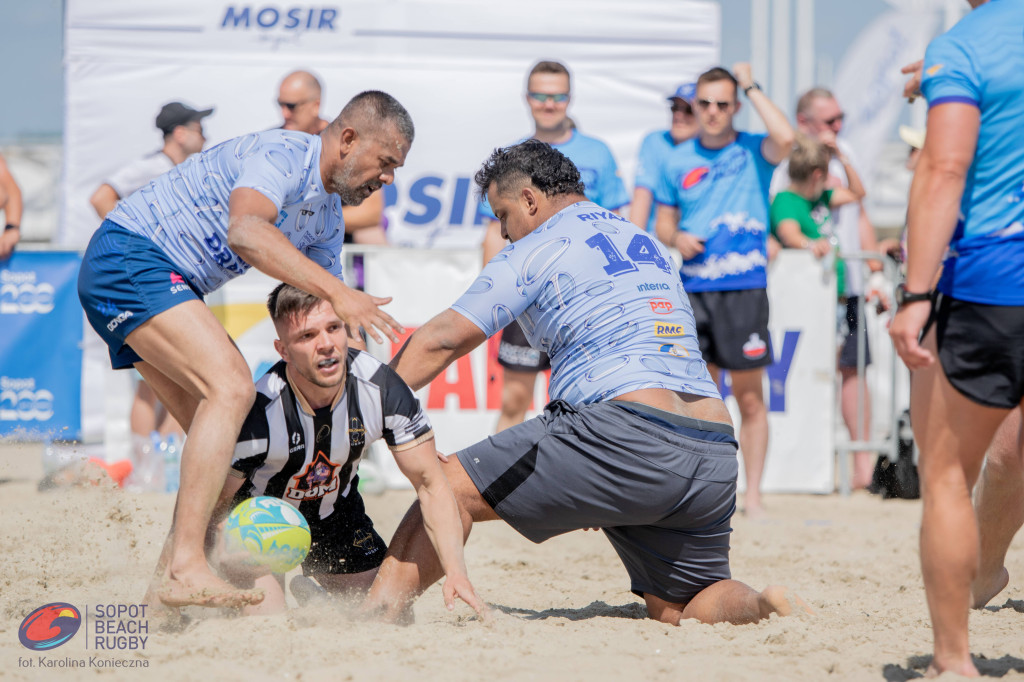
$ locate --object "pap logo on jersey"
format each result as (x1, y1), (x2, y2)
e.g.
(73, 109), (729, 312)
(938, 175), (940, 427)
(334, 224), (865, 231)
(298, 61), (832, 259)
(654, 323), (686, 338)
(349, 417), (365, 447)
(106, 310), (134, 332)
(287, 450), (338, 500)
(648, 298), (674, 314)
(742, 333), (768, 359)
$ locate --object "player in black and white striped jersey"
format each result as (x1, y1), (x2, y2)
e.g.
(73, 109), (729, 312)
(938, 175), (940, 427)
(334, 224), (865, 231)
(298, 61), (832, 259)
(174, 283), (483, 616)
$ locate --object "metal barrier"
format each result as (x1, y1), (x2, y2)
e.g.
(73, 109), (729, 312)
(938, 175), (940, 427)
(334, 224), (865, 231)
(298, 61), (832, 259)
(833, 249), (904, 496)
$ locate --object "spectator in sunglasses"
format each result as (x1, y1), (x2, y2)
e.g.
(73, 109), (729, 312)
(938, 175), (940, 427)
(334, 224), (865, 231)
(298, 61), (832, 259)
(477, 59), (630, 435)
(653, 63), (794, 518)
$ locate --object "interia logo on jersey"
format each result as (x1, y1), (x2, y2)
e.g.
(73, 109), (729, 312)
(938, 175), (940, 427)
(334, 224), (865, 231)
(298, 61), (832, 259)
(0, 377), (54, 422)
(0, 271), (54, 315)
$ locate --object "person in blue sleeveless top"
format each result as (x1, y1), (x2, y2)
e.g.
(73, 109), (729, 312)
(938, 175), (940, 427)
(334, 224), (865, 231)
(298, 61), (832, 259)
(362, 140), (809, 626)
(631, 82), (700, 234)
(890, 1), (1024, 675)
(479, 60), (630, 435)
(654, 64), (794, 517)
(77, 91), (413, 610)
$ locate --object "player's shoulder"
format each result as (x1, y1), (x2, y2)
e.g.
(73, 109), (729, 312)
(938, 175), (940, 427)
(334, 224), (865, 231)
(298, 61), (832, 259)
(254, 361), (290, 398)
(566, 130), (615, 156)
(223, 129), (320, 164)
(347, 348), (409, 392)
(640, 129), (672, 151)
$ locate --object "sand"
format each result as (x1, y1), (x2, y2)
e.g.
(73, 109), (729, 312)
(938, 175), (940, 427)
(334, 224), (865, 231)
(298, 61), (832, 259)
(2, 441), (1023, 682)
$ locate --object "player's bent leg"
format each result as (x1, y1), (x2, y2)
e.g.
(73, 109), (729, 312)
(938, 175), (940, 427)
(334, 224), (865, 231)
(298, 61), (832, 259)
(362, 454), (495, 622)
(911, 331), (1007, 677)
(127, 300), (262, 608)
(647, 581), (811, 626)
(972, 408), (1024, 608)
(730, 368), (769, 516)
(497, 369), (537, 433)
(316, 569), (379, 598)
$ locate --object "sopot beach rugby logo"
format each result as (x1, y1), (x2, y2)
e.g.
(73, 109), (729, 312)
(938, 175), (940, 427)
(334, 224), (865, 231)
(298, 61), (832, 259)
(18, 603), (82, 651)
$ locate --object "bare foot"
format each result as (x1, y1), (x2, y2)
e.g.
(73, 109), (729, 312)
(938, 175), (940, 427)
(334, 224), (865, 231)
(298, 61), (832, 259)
(926, 656), (979, 678)
(971, 566), (1009, 609)
(158, 570), (265, 608)
(758, 585), (815, 619)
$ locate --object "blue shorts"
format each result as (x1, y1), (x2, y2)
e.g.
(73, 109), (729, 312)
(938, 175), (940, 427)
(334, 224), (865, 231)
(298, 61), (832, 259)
(78, 220), (203, 369)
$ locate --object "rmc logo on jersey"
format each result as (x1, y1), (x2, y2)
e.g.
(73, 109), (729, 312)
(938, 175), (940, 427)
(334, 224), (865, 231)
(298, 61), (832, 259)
(220, 6), (339, 32)
(654, 323), (686, 338)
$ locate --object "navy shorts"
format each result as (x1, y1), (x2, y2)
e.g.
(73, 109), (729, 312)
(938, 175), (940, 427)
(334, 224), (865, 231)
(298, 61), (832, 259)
(457, 399), (738, 604)
(689, 288), (773, 370)
(925, 293), (1024, 409)
(497, 321), (551, 372)
(78, 221), (203, 369)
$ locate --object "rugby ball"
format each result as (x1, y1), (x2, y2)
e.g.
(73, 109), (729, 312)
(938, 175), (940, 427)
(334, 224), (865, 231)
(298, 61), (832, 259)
(225, 496), (311, 574)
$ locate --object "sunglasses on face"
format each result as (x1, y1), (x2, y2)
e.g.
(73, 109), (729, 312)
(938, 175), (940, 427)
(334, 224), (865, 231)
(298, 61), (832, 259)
(671, 103), (694, 116)
(277, 100), (307, 111)
(528, 92), (570, 104)
(696, 99), (734, 111)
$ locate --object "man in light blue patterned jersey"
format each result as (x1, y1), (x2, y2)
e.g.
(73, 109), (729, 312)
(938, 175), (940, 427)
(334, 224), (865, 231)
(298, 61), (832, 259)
(363, 140), (806, 626)
(654, 64), (794, 517)
(889, 1), (1024, 675)
(480, 60), (630, 435)
(78, 91), (412, 610)
(630, 82), (700, 234)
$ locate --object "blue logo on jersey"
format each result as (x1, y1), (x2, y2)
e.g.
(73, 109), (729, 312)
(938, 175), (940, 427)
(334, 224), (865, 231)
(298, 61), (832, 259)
(221, 6), (339, 31)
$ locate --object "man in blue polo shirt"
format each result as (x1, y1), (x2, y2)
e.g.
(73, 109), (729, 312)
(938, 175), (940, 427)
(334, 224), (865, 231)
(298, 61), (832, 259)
(479, 59), (630, 434)
(654, 64), (794, 517)
(890, 0), (1024, 676)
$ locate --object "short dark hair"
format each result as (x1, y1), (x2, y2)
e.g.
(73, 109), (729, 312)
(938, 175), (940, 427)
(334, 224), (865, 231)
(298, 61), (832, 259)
(788, 134), (830, 183)
(697, 67), (739, 98)
(474, 139), (585, 201)
(267, 283), (323, 325)
(528, 60), (572, 90)
(332, 90), (415, 145)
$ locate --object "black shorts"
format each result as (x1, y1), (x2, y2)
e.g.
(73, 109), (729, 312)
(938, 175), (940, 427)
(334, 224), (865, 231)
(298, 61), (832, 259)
(457, 400), (738, 604)
(925, 293), (1024, 409)
(838, 296), (872, 369)
(497, 321), (551, 372)
(302, 482), (387, 575)
(689, 288), (773, 370)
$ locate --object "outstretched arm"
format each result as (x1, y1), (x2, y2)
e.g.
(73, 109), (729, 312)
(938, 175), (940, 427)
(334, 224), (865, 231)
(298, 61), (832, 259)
(733, 63), (795, 165)
(390, 308), (488, 390)
(391, 438), (486, 616)
(227, 187), (403, 344)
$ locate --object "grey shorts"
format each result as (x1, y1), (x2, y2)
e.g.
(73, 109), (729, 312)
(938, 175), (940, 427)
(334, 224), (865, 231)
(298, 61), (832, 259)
(457, 399), (738, 604)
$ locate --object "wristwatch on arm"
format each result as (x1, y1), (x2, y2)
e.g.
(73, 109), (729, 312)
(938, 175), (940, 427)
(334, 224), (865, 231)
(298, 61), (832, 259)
(895, 283), (932, 308)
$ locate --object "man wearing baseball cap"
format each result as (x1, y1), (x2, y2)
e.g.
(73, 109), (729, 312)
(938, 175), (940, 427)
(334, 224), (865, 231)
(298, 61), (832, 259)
(89, 100), (214, 457)
(630, 82), (700, 234)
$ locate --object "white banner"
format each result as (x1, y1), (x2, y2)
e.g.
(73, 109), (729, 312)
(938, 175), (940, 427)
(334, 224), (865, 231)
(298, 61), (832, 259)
(61, 0), (721, 248)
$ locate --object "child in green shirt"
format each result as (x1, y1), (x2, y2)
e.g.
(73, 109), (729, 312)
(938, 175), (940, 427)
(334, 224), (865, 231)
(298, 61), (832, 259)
(770, 134), (866, 297)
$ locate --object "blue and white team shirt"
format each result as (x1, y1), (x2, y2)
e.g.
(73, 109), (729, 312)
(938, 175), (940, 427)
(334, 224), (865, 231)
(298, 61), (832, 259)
(453, 201), (721, 405)
(634, 130), (677, 233)
(654, 133), (777, 293)
(109, 129), (345, 295)
(921, 0), (1024, 305)
(478, 130), (630, 220)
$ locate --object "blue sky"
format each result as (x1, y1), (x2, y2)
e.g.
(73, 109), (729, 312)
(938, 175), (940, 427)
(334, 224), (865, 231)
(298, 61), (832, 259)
(0, 0), (897, 141)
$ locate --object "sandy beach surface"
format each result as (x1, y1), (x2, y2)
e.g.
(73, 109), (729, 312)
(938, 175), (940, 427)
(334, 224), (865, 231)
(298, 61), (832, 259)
(2, 441), (1023, 681)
